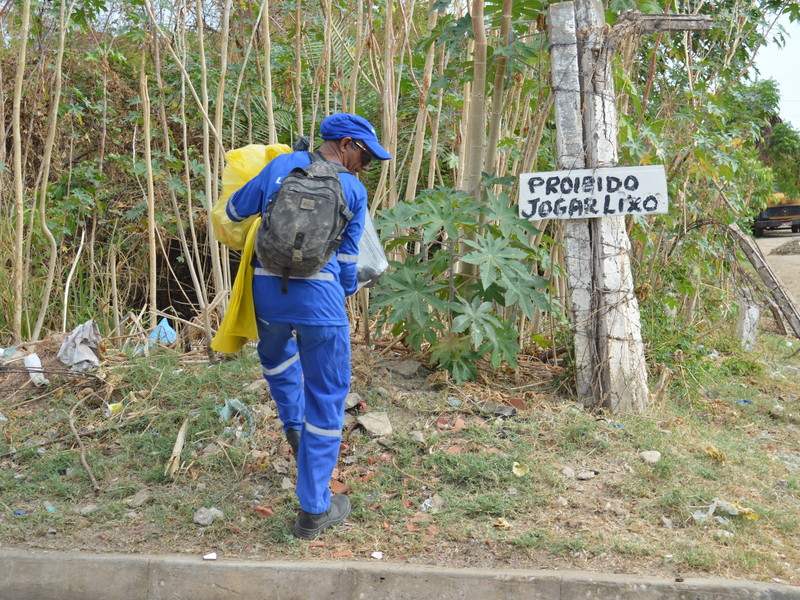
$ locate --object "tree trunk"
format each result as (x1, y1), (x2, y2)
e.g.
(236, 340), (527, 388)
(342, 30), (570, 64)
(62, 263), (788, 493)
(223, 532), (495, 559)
(32, 0), (74, 341)
(11, 0), (31, 341)
(575, 0), (649, 413)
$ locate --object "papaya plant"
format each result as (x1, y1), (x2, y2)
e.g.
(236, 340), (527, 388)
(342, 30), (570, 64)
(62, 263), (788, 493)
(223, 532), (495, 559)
(372, 183), (554, 382)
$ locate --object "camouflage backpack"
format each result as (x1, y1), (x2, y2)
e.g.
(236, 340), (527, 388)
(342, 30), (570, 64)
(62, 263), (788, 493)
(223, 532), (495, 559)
(254, 152), (353, 294)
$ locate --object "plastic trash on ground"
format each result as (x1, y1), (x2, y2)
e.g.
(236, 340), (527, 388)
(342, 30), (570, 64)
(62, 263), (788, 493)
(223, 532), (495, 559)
(57, 319), (101, 372)
(150, 317), (177, 345)
(215, 398), (254, 437)
(23, 354), (50, 386)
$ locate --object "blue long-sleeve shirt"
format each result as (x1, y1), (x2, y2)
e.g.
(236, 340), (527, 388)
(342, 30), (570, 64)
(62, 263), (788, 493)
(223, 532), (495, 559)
(227, 152), (367, 326)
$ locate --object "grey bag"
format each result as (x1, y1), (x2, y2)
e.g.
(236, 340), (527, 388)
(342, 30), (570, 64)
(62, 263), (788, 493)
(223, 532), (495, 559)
(255, 152), (353, 294)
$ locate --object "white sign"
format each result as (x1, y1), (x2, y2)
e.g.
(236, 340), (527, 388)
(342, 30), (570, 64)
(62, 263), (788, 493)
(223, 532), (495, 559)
(519, 165), (668, 221)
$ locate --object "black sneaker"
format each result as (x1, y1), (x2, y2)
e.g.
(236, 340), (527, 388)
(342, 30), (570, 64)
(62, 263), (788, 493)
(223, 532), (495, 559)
(286, 429), (301, 458)
(292, 494), (351, 540)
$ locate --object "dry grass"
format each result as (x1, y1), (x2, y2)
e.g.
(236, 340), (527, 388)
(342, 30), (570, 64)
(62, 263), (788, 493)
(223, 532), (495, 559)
(1, 331), (799, 586)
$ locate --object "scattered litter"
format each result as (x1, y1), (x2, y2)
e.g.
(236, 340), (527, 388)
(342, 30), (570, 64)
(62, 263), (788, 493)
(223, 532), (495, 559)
(13, 510), (25, 516)
(370, 551), (384, 560)
(150, 317), (177, 345)
(420, 494), (445, 514)
(661, 516), (673, 529)
(203, 552), (217, 561)
(512, 462), (529, 477)
(734, 399), (752, 405)
(714, 529), (734, 540)
(104, 402), (123, 417)
(0, 412), (7, 422)
(23, 354), (49, 387)
(446, 397), (462, 407)
(43, 501), (56, 513)
(691, 498), (760, 524)
(215, 398), (255, 437)
(57, 319), (101, 371)
(0, 346), (24, 363)
(576, 470), (598, 480)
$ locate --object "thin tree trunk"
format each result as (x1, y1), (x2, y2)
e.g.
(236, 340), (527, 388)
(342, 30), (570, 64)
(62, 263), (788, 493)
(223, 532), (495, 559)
(11, 0), (31, 341)
(140, 50), (158, 331)
(294, 0), (304, 136)
(347, 0), (364, 114)
(404, 0), (437, 203)
(484, 0), (512, 176)
(260, 0), (277, 143)
(32, 0), (76, 341)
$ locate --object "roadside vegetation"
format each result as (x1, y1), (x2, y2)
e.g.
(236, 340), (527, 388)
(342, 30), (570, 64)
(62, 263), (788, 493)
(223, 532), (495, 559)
(1, 317), (799, 584)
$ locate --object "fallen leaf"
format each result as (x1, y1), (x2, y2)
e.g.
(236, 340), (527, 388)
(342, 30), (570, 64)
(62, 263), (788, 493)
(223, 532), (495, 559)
(445, 445), (463, 455)
(405, 524), (417, 532)
(253, 505), (274, 518)
(703, 445), (726, 463)
(512, 462), (529, 477)
(410, 512), (432, 523)
(309, 540), (325, 548)
(333, 551), (352, 557)
(453, 418), (466, 432)
(492, 517), (512, 530)
(507, 397), (527, 411)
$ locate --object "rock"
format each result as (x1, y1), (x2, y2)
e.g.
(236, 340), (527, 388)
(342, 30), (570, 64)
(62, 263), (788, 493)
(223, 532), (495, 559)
(209, 507), (225, 520)
(345, 392), (361, 410)
(640, 450), (662, 464)
(561, 466), (576, 479)
(125, 489), (152, 508)
(343, 413), (357, 429)
(357, 412), (393, 437)
(78, 504), (99, 516)
(384, 360), (423, 378)
(243, 379), (268, 394)
(409, 430), (426, 444)
(193, 507), (215, 526)
(122, 511), (140, 520)
(273, 457), (290, 476)
(576, 470), (597, 480)
(201, 442), (222, 456)
(281, 477), (294, 490)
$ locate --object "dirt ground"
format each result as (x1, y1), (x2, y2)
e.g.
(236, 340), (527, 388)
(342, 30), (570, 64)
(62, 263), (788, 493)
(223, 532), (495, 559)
(753, 230), (800, 304)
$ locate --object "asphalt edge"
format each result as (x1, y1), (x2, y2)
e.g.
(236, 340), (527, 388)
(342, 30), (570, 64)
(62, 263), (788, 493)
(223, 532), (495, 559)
(1, 549), (798, 600)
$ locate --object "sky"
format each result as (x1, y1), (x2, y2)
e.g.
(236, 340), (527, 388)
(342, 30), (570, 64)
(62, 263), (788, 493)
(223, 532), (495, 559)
(754, 15), (800, 129)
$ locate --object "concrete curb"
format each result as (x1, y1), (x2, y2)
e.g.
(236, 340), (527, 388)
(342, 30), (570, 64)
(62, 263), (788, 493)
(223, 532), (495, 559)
(1, 550), (798, 600)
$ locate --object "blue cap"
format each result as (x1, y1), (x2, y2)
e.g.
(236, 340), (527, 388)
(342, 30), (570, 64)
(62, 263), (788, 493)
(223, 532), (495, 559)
(319, 113), (392, 161)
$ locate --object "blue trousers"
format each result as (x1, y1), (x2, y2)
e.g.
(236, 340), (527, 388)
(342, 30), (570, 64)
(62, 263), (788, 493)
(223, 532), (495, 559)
(255, 316), (350, 514)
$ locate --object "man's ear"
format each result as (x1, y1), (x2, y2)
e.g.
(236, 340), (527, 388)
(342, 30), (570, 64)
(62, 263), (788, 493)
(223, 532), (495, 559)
(339, 137), (353, 151)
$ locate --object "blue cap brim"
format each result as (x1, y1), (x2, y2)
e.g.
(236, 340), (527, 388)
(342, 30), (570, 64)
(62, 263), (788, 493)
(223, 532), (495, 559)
(362, 138), (392, 161)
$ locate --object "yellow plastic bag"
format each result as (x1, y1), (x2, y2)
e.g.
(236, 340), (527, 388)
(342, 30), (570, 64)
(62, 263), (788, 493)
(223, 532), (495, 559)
(211, 218), (262, 354)
(211, 143), (292, 250)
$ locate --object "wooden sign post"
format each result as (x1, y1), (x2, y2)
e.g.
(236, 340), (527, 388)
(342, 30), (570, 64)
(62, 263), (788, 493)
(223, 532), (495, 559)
(545, 1), (711, 413)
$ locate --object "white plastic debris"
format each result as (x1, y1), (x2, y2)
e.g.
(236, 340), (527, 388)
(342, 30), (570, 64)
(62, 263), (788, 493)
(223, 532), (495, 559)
(371, 551), (384, 560)
(23, 354), (50, 386)
(57, 319), (101, 371)
(203, 552), (217, 560)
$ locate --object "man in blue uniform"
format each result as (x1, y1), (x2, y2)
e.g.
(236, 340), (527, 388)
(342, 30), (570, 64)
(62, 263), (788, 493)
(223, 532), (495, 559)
(226, 113), (391, 539)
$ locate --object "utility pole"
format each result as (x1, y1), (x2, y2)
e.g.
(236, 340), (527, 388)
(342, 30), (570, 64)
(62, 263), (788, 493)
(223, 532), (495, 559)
(547, 1), (712, 413)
